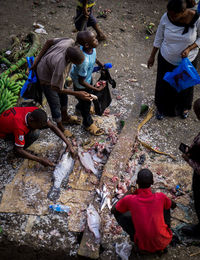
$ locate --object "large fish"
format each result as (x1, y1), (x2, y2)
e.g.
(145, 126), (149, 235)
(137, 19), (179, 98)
(78, 148), (98, 176)
(87, 204), (101, 243)
(48, 151), (74, 201)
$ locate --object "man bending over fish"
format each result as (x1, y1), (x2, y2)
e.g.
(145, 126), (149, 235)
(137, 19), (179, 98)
(0, 107), (75, 167)
(111, 169), (176, 255)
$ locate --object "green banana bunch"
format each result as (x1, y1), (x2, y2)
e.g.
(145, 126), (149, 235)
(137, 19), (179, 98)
(0, 87), (18, 115)
(0, 74), (26, 115)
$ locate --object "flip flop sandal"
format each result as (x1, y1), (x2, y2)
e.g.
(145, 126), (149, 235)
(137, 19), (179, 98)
(85, 123), (104, 136)
(62, 115), (82, 125)
(90, 106), (95, 115)
(63, 129), (73, 138)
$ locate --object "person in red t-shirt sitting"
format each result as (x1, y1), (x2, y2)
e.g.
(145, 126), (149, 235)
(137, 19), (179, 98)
(111, 169), (176, 254)
(0, 107), (75, 167)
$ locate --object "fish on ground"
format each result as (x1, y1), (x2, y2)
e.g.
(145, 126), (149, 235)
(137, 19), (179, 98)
(48, 151), (74, 201)
(87, 204), (101, 243)
(78, 148), (98, 176)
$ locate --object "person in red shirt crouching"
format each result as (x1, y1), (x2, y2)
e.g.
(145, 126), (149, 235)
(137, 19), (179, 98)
(0, 107), (75, 167)
(111, 168), (176, 255)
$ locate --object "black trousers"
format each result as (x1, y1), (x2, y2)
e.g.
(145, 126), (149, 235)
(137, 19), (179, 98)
(192, 171), (200, 223)
(74, 86), (93, 128)
(114, 209), (171, 242)
(155, 52), (197, 116)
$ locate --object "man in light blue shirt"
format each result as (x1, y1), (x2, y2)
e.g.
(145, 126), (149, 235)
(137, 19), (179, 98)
(70, 31), (105, 135)
(70, 46), (96, 90)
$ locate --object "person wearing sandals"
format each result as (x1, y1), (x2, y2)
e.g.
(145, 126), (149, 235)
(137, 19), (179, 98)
(74, 0), (106, 41)
(31, 38), (92, 137)
(147, 0), (200, 120)
(70, 31), (105, 136)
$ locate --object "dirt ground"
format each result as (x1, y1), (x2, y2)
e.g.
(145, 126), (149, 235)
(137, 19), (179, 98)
(1, 0), (200, 259)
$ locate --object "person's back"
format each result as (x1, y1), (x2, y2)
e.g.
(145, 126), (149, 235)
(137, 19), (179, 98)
(0, 107), (37, 146)
(112, 169), (175, 253)
(118, 190), (172, 252)
(37, 38), (74, 88)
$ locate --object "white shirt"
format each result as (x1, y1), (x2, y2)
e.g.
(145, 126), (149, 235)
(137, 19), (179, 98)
(154, 12), (200, 65)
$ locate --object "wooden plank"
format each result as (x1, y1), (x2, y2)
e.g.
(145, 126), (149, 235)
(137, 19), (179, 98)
(78, 92), (142, 259)
(100, 91), (142, 186)
(78, 225), (100, 259)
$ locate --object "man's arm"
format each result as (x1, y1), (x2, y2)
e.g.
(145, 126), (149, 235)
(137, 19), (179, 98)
(96, 58), (103, 68)
(51, 86), (92, 101)
(15, 146), (55, 167)
(182, 133), (200, 174)
(111, 203), (120, 215)
(182, 153), (200, 174)
(111, 188), (134, 215)
(47, 120), (75, 156)
(31, 39), (54, 70)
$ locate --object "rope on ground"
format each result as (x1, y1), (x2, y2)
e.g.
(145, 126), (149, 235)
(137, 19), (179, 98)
(137, 107), (176, 160)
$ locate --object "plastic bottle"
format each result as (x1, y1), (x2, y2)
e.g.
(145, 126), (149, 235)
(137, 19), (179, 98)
(175, 185), (184, 196)
(49, 204), (70, 213)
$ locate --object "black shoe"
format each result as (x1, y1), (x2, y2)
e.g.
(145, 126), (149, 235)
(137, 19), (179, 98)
(181, 224), (200, 237)
(156, 111), (164, 120)
(181, 111), (188, 119)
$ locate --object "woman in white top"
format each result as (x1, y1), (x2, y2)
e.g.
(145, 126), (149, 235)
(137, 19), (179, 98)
(148, 0), (200, 120)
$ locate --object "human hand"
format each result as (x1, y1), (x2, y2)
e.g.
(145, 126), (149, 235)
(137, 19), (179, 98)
(39, 158), (55, 167)
(147, 56), (155, 68)
(181, 47), (190, 58)
(67, 145), (77, 158)
(95, 81), (106, 91)
(75, 91), (91, 101)
(94, 85), (106, 92)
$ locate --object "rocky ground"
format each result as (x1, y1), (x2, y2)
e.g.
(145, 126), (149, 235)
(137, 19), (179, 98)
(1, 0), (200, 259)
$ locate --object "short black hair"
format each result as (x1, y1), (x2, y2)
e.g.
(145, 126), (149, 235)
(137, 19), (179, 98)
(136, 168), (153, 188)
(193, 98), (200, 117)
(76, 31), (93, 46)
(30, 109), (47, 128)
(167, 0), (187, 13)
(66, 46), (84, 65)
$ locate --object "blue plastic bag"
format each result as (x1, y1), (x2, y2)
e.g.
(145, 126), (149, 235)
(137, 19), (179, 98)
(93, 63), (112, 73)
(163, 57), (200, 92)
(20, 56), (37, 97)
